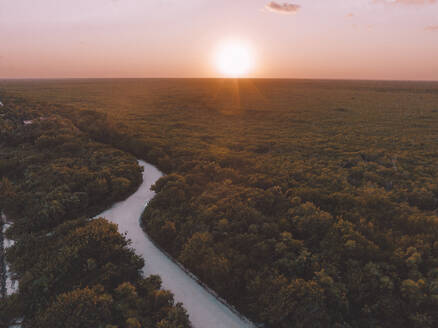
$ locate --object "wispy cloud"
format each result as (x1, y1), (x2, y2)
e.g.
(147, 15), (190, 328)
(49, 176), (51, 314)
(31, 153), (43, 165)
(265, 2), (301, 14)
(425, 25), (438, 30)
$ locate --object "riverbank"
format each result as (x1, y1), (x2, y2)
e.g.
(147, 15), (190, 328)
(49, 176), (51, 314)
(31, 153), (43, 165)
(139, 214), (258, 328)
(96, 160), (256, 328)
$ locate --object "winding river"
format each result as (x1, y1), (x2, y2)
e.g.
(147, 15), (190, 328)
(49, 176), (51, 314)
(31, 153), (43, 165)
(96, 160), (255, 328)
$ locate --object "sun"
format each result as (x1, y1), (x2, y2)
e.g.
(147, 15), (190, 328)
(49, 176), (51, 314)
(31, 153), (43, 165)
(215, 41), (254, 78)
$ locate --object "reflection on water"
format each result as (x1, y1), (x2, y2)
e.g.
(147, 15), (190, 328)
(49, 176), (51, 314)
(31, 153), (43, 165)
(96, 160), (255, 328)
(1, 212), (18, 297)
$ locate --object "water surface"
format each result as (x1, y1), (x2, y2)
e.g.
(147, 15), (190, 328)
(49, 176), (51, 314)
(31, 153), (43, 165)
(96, 160), (255, 328)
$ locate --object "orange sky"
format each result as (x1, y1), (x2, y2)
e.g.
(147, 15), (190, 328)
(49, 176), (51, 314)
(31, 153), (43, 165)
(1, 0), (438, 80)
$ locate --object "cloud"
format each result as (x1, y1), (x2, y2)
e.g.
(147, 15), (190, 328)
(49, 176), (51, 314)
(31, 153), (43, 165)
(375, 0), (436, 5)
(265, 2), (301, 14)
(425, 25), (438, 30)
(346, 13), (355, 18)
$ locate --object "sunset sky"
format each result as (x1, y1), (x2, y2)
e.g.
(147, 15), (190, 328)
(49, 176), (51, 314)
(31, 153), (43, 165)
(1, 0), (438, 80)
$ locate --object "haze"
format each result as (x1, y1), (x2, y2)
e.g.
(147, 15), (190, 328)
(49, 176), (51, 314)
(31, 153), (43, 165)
(1, 0), (438, 80)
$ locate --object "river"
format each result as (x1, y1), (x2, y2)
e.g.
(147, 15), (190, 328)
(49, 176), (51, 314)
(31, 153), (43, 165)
(1, 212), (18, 297)
(96, 160), (256, 328)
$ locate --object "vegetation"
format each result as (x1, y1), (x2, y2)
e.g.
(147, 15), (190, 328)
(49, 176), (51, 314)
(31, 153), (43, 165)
(1, 78), (438, 327)
(0, 96), (191, 328)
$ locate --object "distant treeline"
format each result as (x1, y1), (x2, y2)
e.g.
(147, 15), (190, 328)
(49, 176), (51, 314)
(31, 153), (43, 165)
(0, 96), (191, 328)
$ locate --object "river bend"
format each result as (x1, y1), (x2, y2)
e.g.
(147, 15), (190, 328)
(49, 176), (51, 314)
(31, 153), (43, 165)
(96, 160), (255, 328)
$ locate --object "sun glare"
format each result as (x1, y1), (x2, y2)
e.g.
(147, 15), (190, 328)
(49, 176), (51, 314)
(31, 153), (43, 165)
(215, 41), (254, 78)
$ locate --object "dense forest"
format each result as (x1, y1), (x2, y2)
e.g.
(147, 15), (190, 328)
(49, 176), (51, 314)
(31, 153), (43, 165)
(0, 96), (191, 328)
(1, 79), (438, 327)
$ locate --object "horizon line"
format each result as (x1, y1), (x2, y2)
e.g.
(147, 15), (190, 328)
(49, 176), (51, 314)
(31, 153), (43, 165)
(1, 76), (438, 83)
